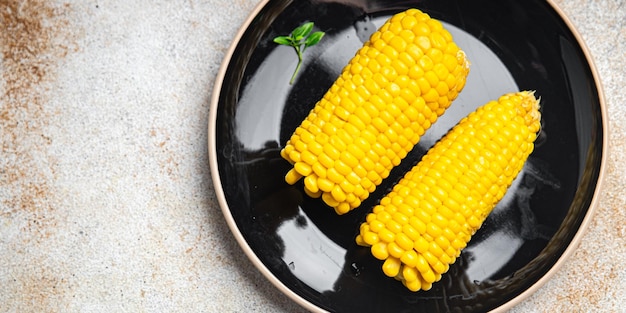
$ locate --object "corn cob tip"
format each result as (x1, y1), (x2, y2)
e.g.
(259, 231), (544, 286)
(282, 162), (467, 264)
(521, 90), (541, 131)
(517, 90), (540, 113)
(458, 49), (470, 71)
(504, 90), (541, 133)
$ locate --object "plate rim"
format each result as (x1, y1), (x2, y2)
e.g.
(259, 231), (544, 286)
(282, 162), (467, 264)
(207, 0), (609, 312)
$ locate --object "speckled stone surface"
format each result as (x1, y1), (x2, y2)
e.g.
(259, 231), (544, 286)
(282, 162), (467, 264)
(0, 0), (624, 312)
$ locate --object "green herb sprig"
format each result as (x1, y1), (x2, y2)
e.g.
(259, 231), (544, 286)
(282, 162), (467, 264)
(273, 22), (325, 85)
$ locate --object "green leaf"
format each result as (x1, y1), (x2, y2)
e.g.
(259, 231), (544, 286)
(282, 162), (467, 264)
(291, 22), (314, 39)
(273, 36), (292, 46)
(305, 31), (325, 47)
(272, 21), (325, 85)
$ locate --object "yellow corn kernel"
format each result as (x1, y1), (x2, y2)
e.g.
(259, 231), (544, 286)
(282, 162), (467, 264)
(378, 228), (396, 243)
(371, 242), (389, 260)
(413, 236), (429, 254)
(303, 175), (319, 193)
(414, 253), (430, 274)
(404, 275), (421, 292)
(294, 162), (312, 176)
(321, 192), (340, 207)
(357, 91), (541, 291)
(387, 241), (405, 259)
(402, 263), (419, 282)
(385, 219), (403, 234)
(316, 177), (334, 193)
(285, 169), (302, 185)
(363, 231), (379, 245)
(331, 185), (347, 203)
(421, 281), (433, 291)
(400, 248), (417, 267)
(304, 188), (322, 199)
(382, 257), (402, 277)
(280, 8), (470, 214)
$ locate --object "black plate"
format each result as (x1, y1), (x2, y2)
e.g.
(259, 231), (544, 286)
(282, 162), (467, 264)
(208, 0), (607, 312)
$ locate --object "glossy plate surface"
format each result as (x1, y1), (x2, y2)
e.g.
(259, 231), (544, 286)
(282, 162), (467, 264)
(208, 0), (607, 312)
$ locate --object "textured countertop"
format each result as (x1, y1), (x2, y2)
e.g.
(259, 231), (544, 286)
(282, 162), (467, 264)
(1, 0), (624, 312)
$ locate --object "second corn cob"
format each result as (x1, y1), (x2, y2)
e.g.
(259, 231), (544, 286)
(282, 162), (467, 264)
(281, 8), (470, 214)
(356, 91), (542, 291)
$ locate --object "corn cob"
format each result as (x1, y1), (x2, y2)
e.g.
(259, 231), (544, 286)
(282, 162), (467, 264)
(355, 91), (541, 291)
(280, 8), (470, 214)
